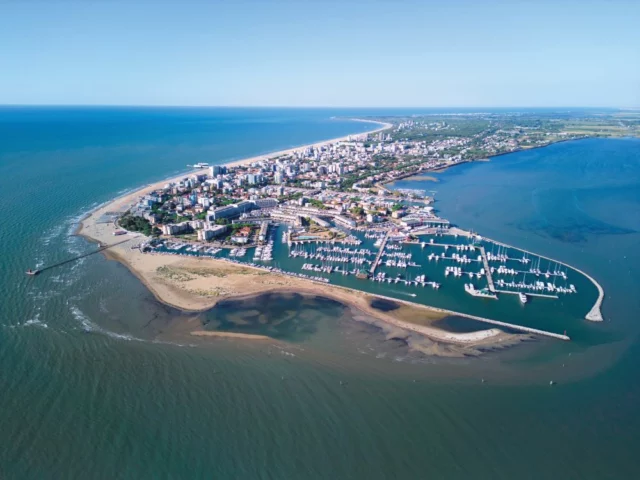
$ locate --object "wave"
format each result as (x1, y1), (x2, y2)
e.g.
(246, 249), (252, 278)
(69, 304), (142, 342)
(41, 223), (65, 247)
(67, 304), (192, 347)
(24, 313), (48, 329)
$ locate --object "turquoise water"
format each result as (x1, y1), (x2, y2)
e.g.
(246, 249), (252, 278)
(1, 108), (639, 478)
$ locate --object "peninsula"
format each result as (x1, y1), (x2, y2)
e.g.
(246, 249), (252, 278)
(75, 111), (629, 349)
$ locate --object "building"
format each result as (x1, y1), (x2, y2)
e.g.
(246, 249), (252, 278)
(269, 211), (301, 225)
(197, 225), (227, 241)
(198, 197), (211, 208)
(309, 216), (330, 228)
(207, 205), (239, 222)
(231, 226), (251, 244)
(246, 173), (263, 185)
(161, 222), (191, 236)
(399, 216), (450, 228)
(235, 200), (256, 214)
(209, 165), (223, 177)
(258, 222), (269, 242)
(333, 215), (357, 228)
(253, 198), (278, 209)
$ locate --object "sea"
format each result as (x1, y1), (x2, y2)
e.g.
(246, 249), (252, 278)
(0, 106), (639, 479)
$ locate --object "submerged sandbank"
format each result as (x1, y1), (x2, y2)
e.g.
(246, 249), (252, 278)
(190, 330), (271, 340)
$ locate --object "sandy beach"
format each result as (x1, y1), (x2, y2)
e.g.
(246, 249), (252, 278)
(76, 118), (519, 350)
(220, 118), (392, 168)
(93, 237), (514, 348)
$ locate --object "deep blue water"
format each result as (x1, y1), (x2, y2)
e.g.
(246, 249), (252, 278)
(1, 108), (639, 479)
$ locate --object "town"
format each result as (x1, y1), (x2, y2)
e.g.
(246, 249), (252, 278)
(98, 113), (608, 338)
(119, 112), (602, 247)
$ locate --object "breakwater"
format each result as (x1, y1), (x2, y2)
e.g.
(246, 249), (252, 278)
(484, 236), (604, 322)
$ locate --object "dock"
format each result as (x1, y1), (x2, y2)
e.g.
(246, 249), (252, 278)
(495, 289), (559, 299)
(479, 246), (495, 292)
(369, 231), (390, 275)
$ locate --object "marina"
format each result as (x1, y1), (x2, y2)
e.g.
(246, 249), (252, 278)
(140, 222), (601, 341)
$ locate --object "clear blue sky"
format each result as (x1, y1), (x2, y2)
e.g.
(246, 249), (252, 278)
(1, 0), (638, 107)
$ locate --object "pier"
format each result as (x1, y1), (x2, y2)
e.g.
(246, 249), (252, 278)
(479, 246), (496, 292)
(26, 238), (137, 276)
(454, 313), (570, 341)
(495, 290), (559, 299)
(369, 231), (390, 275)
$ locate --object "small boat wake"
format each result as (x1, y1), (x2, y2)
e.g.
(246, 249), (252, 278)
(389, 290), (417, 297)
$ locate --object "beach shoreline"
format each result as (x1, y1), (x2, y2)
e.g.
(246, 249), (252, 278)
(100, 245), (511, 348)
(205, 118), (392, 169)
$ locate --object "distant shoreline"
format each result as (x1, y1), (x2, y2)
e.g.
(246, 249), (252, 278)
(221, 118), (392, 168)
(393, 136), (593, 182)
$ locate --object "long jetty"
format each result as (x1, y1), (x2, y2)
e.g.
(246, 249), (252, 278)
(28, 238), (136, 276)
(369, 231), (390, 275)
(478, 246), (496, 292)
(451, 312), (570, 341)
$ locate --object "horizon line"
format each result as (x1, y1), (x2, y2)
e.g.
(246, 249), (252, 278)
(0, 103), (636, 110)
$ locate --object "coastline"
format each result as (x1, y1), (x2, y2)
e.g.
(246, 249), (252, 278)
(74, 118), (589, 349)
(75, 118), (521, 348)
(391, 136), (594, 182)
(77, 117), (392, 231)
(222, 118), (392, 168)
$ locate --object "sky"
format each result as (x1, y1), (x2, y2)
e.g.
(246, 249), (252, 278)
(0, 0), (638, 107)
